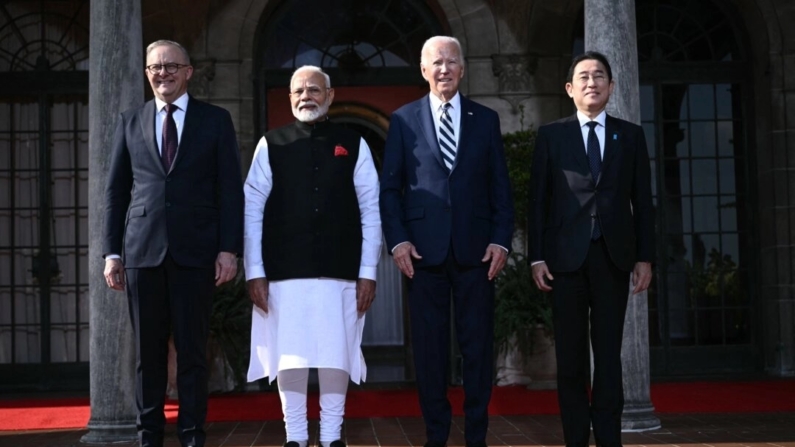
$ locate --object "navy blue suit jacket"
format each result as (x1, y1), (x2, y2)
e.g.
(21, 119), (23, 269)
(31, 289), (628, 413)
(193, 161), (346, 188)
(380, 94), (514, 267)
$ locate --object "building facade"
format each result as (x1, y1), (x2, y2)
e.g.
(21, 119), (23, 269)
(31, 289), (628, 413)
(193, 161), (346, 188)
(1, 0), (793, 391)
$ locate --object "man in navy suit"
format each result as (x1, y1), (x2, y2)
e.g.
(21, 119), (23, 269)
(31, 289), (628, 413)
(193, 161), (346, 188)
(529, 51), (655, 447)
(103, 40), (244, 447)
(380, 35), (514, 447)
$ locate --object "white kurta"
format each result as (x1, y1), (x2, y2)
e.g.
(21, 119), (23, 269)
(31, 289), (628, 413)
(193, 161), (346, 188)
(243, 132), (381, 384)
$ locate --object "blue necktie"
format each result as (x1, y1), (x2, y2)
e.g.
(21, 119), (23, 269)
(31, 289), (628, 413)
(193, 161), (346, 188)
(438, 103), (456, 170)
(586, 121), (602, 240)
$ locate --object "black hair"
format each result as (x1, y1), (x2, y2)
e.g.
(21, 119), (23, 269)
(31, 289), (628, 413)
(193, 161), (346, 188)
(566, 51), (613, 82)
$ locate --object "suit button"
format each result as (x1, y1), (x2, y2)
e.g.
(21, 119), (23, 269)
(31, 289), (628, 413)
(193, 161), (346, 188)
(314, 166), (319, 171)
(314, 187), (319, 191)
(314, 208), (319, 212)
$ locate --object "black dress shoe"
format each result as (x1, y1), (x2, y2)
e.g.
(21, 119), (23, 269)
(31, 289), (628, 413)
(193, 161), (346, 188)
(284, 442), (301, 447)
(424, 442), (447, 447)
(466, 442), (487, 447)
(328, 441), (346, 447)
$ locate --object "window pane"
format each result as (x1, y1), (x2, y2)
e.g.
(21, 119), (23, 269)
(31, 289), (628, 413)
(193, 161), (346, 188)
(693, 197), (719, 232)
(690, 122), (716, 157)
(663, 159), (690, 195)
(641, 85), (655, 121)
(717, 121), (735, 157)
(642, 123), (656, 159)
(692, 159), (718, 194)
(720, 198), (738, 232)
(662, 84), (688, 120)
(689, 84), (715, 119)
(715, 84), (733, 119)
(718, 159), (736, 194)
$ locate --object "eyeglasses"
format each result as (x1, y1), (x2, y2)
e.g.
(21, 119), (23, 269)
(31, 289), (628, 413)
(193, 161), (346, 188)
(146, 63), (190, 75)
(289, 87), (328, 97)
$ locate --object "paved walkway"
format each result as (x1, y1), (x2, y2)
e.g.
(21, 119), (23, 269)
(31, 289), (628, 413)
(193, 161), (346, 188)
(1, 412), (793, 447)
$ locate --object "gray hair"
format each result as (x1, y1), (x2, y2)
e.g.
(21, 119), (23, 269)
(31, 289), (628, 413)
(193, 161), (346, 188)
(146, 40), (191, 65)
(291, 65), (332, 88)
(420, 36), (464, 66)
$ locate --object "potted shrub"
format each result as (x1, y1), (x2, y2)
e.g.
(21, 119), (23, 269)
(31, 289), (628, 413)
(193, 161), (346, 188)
(493, 121), (556, 387)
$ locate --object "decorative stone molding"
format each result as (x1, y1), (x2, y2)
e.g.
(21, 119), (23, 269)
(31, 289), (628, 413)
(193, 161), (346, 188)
(491, 53), (538, 112)
(188, 59), (216, 98)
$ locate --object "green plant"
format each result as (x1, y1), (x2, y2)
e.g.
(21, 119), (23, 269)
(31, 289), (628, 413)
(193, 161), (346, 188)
(502, 108), (536, 238)
(209, 261), (251, 390)
(494, 252), (553, 366)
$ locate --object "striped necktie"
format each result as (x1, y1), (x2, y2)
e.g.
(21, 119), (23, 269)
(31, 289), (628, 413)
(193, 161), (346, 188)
(438, 103), (456, 170)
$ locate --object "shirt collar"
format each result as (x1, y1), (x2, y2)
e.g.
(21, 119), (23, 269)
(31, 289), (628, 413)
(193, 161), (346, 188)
(155, 92), (189, 113)
(429, 91), (461, 113)
(576, 109), (607, 128)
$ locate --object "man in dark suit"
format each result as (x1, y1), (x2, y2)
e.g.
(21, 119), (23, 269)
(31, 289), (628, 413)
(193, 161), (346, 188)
(528, 51), (655, 447)
(380, 35), (514, 447)
(102, 39), (244, 447)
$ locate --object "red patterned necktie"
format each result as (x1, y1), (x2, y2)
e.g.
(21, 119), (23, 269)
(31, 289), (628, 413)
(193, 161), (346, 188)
(161, 103), (178, 171)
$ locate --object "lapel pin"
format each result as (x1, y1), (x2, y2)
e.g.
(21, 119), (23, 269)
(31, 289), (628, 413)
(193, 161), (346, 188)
(468, 112), (473, 115)
(613, 133), (618, 140)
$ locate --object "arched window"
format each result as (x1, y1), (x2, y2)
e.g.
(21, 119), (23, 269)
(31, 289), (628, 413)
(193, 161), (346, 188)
(574, 0), (754, 375)
(0, 0), (90, 389)
(634, 0), (755, 376)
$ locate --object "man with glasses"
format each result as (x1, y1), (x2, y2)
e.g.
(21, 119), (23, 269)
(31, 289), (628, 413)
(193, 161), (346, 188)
(103, 39), (244, 447)
(528, 51), (655, 447)
(244, 65), (381, 447)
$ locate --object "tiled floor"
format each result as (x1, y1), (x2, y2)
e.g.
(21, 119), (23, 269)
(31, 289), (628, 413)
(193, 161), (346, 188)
(1, 412), (794, 447)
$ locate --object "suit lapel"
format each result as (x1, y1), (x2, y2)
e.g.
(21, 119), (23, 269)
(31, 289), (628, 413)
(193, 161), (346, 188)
(564, 115), (591, 178)
(170, 96), (204, 173)
(139, 100), (165, 175)
(415, 95), (447, 171)
(601, 115), (620, 183)
(453, 96), (473, 173)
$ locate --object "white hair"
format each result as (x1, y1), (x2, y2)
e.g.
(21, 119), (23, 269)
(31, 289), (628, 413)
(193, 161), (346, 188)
(291, 65), (332, 88)
(420, 36), (464, 66)
(146, 40), (191, 64)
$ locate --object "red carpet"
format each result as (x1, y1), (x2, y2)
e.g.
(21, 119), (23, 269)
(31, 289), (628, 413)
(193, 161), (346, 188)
(1, 380), (794, 431)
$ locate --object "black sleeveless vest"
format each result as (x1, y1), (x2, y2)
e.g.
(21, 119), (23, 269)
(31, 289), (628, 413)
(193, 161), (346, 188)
(262, 119), (363, 281)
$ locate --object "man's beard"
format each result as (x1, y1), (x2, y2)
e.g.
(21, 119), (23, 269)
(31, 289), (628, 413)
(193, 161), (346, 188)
(293, 100), (329, 122)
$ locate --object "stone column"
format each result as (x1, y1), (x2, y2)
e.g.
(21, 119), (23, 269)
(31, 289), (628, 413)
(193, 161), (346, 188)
(81, 0), (143, 443)
(585, 0), (661, 432)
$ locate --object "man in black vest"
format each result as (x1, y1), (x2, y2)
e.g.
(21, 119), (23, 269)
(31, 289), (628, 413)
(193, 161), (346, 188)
(243, 65), (381, 447)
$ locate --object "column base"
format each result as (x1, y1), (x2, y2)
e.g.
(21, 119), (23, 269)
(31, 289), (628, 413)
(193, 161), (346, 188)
(80, 419), (137, 444)
(621, 403), (661, 432)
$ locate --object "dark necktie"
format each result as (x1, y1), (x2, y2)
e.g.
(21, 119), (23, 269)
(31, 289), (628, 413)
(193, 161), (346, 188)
(161, 103), (178, 172)
(438, 103), (457, 171)
(586, 121), (602, 240)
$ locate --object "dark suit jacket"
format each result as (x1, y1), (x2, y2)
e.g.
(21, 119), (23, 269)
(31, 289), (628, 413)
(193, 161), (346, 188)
(103, 96), (244, 269)
(528, 114), (654, 272)
(380, 94), (514, 267)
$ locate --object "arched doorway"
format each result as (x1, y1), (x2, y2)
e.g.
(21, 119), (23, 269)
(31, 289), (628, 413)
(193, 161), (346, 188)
(253, 0), (448, 381)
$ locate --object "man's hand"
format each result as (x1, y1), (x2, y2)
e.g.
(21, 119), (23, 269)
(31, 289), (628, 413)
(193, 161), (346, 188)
(632, 261), (652, 294)
(482, 244), (508, 280)
(215, 251), (237, 286)
(392, 242), (422, 278)
(531, 262), (554, 292)
(356, 278), (377, 313)
(247, 278), (269, 312)
(104, 258), (126, 291)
